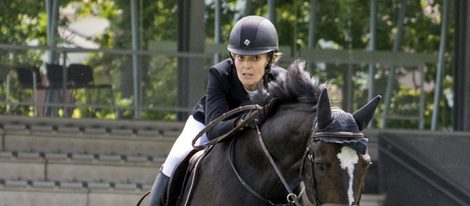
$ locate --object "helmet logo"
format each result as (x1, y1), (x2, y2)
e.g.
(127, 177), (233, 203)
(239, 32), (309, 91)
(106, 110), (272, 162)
(243, 39), (251, 46)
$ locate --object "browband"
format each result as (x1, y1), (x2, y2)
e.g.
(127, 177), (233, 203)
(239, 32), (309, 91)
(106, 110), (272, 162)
(312, 132), (364, 138)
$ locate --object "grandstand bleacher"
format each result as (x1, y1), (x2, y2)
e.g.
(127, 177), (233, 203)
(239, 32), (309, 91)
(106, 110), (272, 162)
(0, 115), (182, 206)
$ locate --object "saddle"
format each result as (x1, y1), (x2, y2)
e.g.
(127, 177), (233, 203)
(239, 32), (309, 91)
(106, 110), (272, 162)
(162, 105), (261, 205)
(165, 148), (208, 205)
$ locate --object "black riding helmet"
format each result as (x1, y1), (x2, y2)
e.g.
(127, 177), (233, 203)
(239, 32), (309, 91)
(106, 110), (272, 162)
(227, 16), (279, 56)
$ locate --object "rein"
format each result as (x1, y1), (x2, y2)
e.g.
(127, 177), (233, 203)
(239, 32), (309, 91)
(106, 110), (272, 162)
(191, 104), (264, 150)
(136, 105), (262, 206)
(136, 191), (150, 206)
(194, 104), (301, 205)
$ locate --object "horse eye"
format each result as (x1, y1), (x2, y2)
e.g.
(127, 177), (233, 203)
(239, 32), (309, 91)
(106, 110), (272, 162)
(315, 163), (326, 175)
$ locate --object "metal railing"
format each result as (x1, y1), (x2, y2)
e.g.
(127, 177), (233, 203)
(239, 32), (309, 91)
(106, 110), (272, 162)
(1, 43), (438, 127)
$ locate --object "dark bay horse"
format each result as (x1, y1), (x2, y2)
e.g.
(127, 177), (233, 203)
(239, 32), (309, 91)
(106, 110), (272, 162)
(175, 60), (381, 206)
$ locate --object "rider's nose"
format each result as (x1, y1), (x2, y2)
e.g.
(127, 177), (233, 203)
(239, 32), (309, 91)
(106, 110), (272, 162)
(243, 61), (252, 70)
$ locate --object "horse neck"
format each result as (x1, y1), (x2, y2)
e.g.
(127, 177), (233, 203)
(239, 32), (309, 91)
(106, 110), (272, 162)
(261, 104), (315, 168)
(234, 104), (315, 195)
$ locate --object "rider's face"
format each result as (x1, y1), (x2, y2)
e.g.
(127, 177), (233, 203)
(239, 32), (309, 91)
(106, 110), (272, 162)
(233, 53), (270, 91)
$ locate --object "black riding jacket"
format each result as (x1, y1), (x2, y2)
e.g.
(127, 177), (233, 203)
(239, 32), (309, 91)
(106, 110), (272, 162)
(192, 58), (285, 140)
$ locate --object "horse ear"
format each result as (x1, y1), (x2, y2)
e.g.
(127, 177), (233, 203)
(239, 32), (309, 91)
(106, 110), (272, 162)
(316, 88), (332, 130)
(353, 95), (382, 130)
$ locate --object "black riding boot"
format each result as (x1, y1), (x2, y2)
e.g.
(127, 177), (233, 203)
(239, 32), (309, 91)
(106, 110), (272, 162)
(148, 172), (170, 206)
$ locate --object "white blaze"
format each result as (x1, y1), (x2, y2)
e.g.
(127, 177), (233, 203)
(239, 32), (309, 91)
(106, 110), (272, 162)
(336, 146), (359, 205)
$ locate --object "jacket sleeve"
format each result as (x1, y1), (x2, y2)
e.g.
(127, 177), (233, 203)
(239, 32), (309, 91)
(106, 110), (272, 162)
(204, 67), (238, 140)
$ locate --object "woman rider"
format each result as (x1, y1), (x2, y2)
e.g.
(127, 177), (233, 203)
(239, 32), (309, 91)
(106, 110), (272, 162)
(149, 15), (285, 206)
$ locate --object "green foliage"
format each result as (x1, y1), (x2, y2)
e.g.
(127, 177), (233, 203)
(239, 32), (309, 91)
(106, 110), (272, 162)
(141, 56), (178, 121)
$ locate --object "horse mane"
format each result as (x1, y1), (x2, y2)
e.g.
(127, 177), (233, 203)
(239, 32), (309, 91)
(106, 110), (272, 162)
(253, 59), (325, 117)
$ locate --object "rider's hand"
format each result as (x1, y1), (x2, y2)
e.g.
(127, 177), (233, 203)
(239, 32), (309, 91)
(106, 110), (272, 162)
(235, 110), (259, 129)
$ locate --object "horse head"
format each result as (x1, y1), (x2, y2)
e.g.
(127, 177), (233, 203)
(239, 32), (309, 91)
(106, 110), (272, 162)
(302, 88), (381, 206)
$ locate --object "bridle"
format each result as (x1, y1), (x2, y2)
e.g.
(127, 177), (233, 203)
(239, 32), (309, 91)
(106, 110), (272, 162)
(194, 106), (368, 206)
(225, 108), (368, 206)
(300, 125), (367, 206)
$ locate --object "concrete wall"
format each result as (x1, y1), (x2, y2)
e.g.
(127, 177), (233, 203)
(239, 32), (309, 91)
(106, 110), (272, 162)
(0, 188), (150, 206)
(377, 129), (470, 206)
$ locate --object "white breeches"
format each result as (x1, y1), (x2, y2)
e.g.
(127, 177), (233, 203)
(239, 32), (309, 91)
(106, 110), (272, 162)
(161, 115), (208, 177)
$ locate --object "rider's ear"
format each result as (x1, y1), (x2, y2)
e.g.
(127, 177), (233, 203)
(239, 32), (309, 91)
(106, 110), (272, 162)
(352, 95), (382, 130)
(316, 88), (332, 130)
